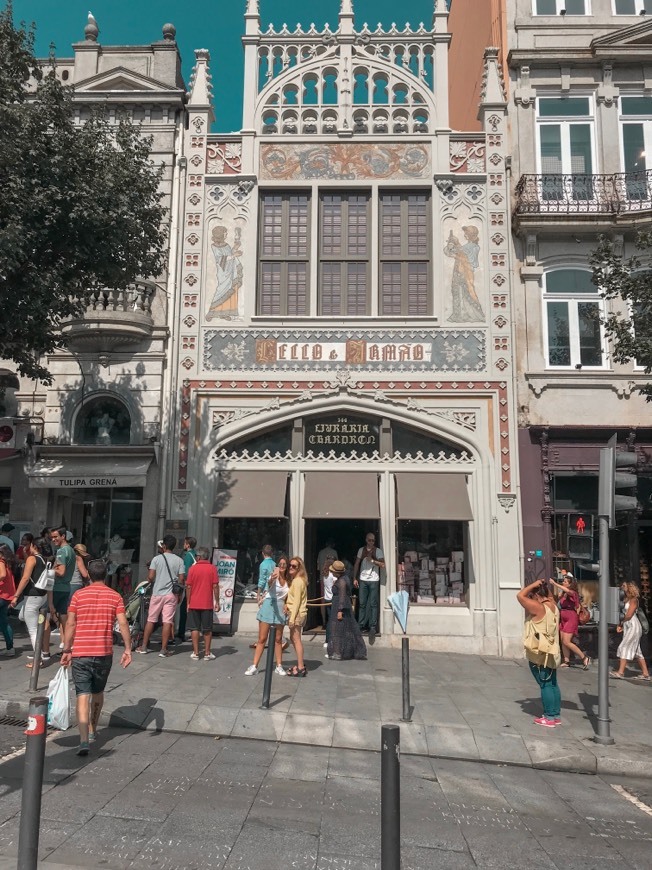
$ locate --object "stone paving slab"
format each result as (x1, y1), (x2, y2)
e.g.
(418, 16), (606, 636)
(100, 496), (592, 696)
(0, 627), (651, 778)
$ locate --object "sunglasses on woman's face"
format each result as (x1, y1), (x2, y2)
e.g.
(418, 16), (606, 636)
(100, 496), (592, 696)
(289, 563), (299, 569)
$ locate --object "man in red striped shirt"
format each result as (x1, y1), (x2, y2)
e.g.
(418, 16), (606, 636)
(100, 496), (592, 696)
(61, 559), (132, 755)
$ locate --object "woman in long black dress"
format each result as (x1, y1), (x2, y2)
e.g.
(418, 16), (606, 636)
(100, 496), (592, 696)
(327, 561), (367, 661)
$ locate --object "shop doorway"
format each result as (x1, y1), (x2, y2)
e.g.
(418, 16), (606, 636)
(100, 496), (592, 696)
(304, 518), (380, 630)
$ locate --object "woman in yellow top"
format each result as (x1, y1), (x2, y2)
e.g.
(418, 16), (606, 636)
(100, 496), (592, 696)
(517, 578), (562, 728)
(286, 556), (308, 677)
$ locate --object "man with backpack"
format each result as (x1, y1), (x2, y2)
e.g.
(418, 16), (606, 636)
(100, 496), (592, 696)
(136, 535), (185, 658)
(177, 536), (197, 643)
(353, 532), (385, 644)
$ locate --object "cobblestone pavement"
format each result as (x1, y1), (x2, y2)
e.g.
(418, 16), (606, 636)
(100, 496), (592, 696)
(1, 728), (652, 869)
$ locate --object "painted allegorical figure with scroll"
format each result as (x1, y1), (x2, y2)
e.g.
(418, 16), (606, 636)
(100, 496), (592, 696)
(206, 225), (243, 322)
(444, 225), (485, 322)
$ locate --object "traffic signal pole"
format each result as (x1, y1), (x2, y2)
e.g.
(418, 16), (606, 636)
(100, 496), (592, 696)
(595, 508), (614, 745)
(596, 435), (637, 745)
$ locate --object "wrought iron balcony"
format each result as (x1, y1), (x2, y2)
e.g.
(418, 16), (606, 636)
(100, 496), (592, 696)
(61, 282), (156, 353)
(514, 171), (652, 217)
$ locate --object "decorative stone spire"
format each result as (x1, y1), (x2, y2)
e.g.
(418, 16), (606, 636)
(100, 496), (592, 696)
(188, 49), (215, 123)
(84, 11), (99, 42)
(339, 0), (354, 35)
(245, 0), (260, 36)
(480, 47), (507, 107)
(162, 23), (176, 42)
(433, 0), (448, 33)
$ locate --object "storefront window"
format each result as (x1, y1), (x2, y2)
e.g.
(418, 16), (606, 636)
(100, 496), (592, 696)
(393, 424), (463, 459)
(236, 425), (293, 455)
(71, 487), (143, 563)
(74, 396), (132, 446)
(397, 520), (466, 605)
(221, 517), (289, 596)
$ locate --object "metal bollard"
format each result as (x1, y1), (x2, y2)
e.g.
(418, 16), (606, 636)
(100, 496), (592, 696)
(401, 636), (411, 722)
(28, 612), (47, 693)
(261, 625), (277, 709)
(381, 724), (400, 870)
(17, 696), (49, 870)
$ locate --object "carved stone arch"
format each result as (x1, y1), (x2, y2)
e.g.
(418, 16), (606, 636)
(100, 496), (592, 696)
(254, 50), (438, 131)
(210, 393), (486, 465)
(66, 387), (143, 446)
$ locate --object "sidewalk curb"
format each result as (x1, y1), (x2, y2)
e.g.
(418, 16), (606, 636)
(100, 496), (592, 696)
(3, 693), (645, 780)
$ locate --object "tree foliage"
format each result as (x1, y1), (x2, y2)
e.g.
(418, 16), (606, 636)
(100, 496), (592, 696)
(0, 4), (167, 383)
(589, 233), (652, 401)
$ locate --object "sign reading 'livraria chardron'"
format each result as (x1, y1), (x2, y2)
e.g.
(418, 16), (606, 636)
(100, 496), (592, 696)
(305, 415), (380, 456)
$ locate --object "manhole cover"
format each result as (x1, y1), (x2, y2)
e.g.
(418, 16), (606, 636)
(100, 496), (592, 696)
(0, 716), (27, 728)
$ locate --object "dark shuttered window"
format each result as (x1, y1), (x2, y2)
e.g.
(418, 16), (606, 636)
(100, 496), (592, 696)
(258, 193), (310, 315)
(380, 192), (431, 316)
(319, 193), (370, 316)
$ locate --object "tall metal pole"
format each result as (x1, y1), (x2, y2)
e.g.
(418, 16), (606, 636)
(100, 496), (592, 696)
(260, 625), (277, 709)
(400, 636), (411, 722)
(381, 724), (400, 870)
(28, 613), (46, 693)
(596, 444), (616, 746)
(17, 696), (49, 870)
(595, 514), (614, 744)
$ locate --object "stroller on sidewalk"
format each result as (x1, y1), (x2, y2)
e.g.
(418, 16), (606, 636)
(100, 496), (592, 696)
(114, 578), (152, 650)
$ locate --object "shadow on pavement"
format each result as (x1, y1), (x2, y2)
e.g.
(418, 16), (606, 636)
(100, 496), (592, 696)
(108, 697), (165, 733)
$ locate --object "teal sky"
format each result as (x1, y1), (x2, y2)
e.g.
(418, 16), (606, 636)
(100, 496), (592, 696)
(9, 1), (437, 133)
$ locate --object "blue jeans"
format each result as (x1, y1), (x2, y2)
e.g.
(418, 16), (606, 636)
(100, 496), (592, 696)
(529, 662), (561, 720)
(358, 581), (379, 632)
(0, 599), (14, 651)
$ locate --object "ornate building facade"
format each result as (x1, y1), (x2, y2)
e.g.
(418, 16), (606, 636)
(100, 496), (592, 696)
(0, 17), (185, 583)
(164, 0), (523, 653)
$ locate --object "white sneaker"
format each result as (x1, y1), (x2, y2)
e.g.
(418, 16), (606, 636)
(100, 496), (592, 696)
(204, 653), (216, 661)
(245, 664), (258, 676)
(59, 642), (65, 650)
(190, 653), (200, 661)
(275, 665), (286, 676)
(324, 653), (330, 659)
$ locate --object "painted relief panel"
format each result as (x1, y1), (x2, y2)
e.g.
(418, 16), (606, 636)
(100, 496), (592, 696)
(203, 329), (486, 373)
(205, 218), (243, 322)
(260, 143), (430, 181)
(203, 181), (256, 324)
(442, 216), (485, 324)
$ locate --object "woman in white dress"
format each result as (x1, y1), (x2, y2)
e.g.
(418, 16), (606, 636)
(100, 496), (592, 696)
(611, 582), (650, 681)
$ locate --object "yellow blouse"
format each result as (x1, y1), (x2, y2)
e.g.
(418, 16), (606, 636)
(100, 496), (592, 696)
(286, 575), (308, 624)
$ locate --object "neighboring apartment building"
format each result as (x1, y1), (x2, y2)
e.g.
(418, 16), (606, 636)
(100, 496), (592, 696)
(166, 0), (524, 653)
(508, 0), (652, 616)
(0, 16), (186, 582)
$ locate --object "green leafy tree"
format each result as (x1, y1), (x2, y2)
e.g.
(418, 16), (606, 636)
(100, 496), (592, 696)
(0, 4), (167, 383)
(590, 233), (652, 401)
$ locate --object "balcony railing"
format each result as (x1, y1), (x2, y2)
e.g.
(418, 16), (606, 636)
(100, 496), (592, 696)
(515, 171), (652, 216)
(61, 282), (157, 352)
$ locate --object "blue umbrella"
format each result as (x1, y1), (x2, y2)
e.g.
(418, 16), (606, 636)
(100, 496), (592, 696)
(387, 590), (409, 634)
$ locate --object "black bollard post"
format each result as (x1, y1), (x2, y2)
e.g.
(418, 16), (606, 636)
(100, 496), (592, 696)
(17, 696), (49, 870)
(28, 612), (47, 693)
(261, 625), (277, 709)
(381, 724), (400, 870)
(400, 636), (411, 722)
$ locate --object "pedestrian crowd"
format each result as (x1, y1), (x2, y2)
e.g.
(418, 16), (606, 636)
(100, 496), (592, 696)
(1, 521), (650, 755)
(517, 572), (650, 729)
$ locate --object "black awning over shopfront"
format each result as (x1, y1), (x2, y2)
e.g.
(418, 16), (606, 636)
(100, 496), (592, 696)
(395, 472), (473, 521)
(303, 471), (380, 519)
(212, 470), (288, 518)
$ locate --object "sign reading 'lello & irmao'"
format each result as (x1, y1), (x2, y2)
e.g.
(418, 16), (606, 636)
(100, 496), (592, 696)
(203, 329), (486, 373)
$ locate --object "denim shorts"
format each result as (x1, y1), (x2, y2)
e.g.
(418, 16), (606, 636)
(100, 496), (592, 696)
(52, 589), (71, 615)
(71, 655), (113, 696)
